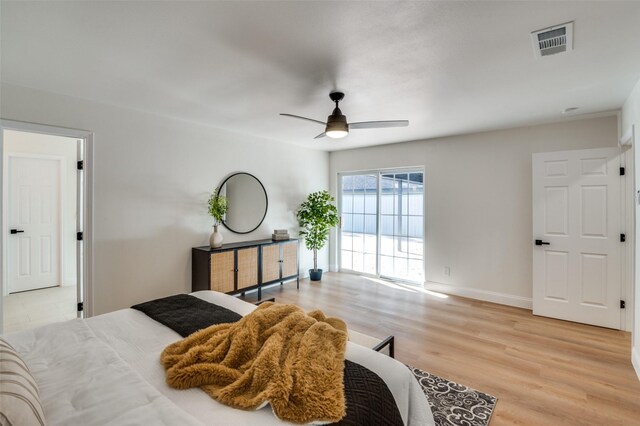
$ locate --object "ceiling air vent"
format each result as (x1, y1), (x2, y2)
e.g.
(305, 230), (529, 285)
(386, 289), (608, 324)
(531, 21), (573, 58)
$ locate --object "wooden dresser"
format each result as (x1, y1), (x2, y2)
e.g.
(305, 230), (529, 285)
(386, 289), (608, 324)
(192, 239), (299, 300)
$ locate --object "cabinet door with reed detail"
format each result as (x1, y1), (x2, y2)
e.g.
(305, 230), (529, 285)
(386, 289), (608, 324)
(281, 241), (298, 278)
(262, 244), (281, 283)
(237, 247), (258, 290)
(210, 251), (235, 293)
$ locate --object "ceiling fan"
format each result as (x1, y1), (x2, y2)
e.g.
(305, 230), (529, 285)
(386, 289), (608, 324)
(280, 91), (409, 139)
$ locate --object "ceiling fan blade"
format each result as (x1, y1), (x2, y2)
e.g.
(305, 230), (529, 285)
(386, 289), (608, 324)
(348, 120), (409, 129)
(280, 113), (326, 126)
(314, 132), (326, 139)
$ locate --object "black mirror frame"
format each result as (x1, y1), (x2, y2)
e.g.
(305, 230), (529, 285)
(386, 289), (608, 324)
(216, 172), (268, 234)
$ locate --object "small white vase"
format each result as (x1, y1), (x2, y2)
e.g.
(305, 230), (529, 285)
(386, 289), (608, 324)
(210, 224), (223, 248)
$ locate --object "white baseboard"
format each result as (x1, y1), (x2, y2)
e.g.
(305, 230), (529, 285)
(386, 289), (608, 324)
(424, 281), (533, 309)
(633, 347), (640, 382)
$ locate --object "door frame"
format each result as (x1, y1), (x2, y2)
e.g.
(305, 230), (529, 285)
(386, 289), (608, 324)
(620, 124), (635, 332)
(5, 153), (66, 294)
(0, 119), (94, 332)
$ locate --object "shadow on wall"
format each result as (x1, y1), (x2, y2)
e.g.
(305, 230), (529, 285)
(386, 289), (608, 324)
(94, 225), (211, 314)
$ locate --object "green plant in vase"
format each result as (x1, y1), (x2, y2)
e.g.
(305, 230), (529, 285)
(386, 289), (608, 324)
(208, 187), (228, 248)
(297, 190), (339, 281)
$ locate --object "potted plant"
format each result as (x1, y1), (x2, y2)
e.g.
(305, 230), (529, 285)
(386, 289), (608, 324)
(297, 190), (339, 281)
(208, 187), (228, 248)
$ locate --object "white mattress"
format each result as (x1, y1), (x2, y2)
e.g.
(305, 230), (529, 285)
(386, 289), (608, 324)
(4, 291), (434, 426)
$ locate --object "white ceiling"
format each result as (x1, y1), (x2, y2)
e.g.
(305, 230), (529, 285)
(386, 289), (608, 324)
(2, 1), (640, 151)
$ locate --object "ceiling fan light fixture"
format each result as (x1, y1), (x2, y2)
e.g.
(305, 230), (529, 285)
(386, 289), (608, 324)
(325, 110), (348, 139)
(326, 129), (348, 139)
(280, 91), (409, 140)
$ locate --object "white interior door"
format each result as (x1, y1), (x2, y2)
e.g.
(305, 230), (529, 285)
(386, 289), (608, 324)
(533, 147), (621, 329)
(8, 156), (62, 293)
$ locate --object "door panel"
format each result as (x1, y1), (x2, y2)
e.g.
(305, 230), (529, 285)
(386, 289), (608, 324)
(340, 174), (378, 276)
(40, 236), (52, 273)
(533, 147), (620, 328)
(18, 237), (31, 276)
(262, 244), (280, 283)
(237, 247), (258, 290)
(544, 186), (568, 235)
(9, 157), (62, 293)
(544, 250), (569, 301)
(282, 241), (298, 277)
(210, 251), (235, 293)
(379, 172), (424, 282)
(580, 253), (607, 306)
(581, 186), (607, 237)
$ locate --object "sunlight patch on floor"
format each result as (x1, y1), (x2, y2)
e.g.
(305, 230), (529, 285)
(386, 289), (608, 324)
(361, 276), (449, 299)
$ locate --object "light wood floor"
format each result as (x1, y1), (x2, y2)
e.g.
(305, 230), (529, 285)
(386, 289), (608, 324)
(3, 285), (77, 333)
(242, 272), (640, 425)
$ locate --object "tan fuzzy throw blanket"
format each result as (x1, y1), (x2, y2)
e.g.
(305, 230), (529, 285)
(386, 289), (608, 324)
(161, 302), (348, 424)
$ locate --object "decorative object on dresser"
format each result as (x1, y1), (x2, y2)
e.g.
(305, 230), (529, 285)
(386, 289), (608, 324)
(208, 186), (228, 248)
(272, 229), (290, 241)
(217, 172), (268, 234)
(192, 239), (299, 300)
(296, 190), (339, 281)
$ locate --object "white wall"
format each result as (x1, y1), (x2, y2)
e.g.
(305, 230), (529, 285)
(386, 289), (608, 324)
(622, 77), (640, 380)
(329, 116), (618, 306)
(0, 83), (329, 315)
(3, 130), (78, 288)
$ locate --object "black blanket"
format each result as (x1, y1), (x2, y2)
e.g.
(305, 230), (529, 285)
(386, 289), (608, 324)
(132, 294), (242, 337)
(132, 294), (403, 426)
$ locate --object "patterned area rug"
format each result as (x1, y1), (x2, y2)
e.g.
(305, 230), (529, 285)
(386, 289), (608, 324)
(408, 366), (497, 426)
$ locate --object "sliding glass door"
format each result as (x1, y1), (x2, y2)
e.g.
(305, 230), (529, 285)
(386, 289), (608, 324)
(339, 169), (424, 283)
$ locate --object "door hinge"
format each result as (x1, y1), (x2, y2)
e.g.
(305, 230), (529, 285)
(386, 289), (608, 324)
(620, 233), (626, 242)
(77, 232), (83, 241)
(77, 302), (84, 312)
(620, 166), (625, 176)
(77, 160), (84, 170)
(620, 300), (626, 309)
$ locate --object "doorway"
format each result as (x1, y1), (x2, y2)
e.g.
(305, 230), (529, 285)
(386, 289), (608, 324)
(0, 122), (92, 333)
(339, 169), (425, 283)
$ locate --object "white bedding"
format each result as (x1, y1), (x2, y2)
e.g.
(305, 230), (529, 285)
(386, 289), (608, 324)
(4, 291), (435, 426)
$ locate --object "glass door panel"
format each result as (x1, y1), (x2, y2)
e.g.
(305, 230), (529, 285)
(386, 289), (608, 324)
(340, 174), (378, 275)
(379, 171), (424, 282)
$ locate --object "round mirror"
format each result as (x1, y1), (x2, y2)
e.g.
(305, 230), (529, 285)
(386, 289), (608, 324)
(217, 172), (268, 234)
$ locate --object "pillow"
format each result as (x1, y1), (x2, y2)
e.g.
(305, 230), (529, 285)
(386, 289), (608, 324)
(0, 338), (46, 426)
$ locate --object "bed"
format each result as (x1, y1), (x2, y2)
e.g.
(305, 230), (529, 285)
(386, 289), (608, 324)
(2, 291), (435, 426)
